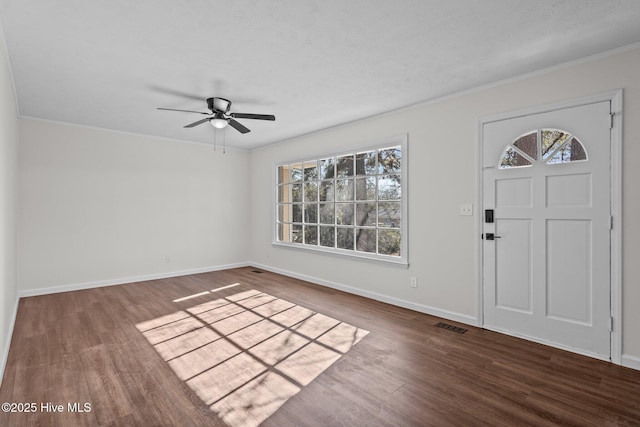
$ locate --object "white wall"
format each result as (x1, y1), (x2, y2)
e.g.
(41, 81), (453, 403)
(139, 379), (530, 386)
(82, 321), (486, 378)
(250, 46), (640, 364)
(18, 120), (250, 293)
(0, 22), (18, 385)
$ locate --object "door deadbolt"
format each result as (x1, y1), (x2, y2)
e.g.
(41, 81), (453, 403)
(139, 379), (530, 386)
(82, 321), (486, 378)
(484, 209), (494, 223)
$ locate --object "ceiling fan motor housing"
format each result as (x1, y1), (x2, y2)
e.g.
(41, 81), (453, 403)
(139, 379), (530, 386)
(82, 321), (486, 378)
(207, 97), (231, 113)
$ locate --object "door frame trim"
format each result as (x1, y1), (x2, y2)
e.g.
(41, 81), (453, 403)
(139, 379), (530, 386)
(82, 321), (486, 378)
(476, 90), (623, 364)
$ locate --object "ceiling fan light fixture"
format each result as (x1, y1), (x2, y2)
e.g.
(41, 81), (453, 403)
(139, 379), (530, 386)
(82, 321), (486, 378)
(210, 117), (228, 129)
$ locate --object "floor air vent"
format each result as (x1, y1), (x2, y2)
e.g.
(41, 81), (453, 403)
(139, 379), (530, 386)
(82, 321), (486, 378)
(435, 322), (467, 334)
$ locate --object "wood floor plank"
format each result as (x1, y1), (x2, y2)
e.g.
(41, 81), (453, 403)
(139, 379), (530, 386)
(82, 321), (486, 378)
(1, 266), (639, 426)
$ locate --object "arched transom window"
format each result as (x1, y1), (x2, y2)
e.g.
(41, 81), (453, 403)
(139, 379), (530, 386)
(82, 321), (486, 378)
(499, 129), (588, 169)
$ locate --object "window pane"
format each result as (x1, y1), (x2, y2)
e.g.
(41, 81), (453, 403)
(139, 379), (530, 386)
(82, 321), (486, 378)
(292, 204), (302, 223)
(499, 147), (532, 169)
(356, 202), (376, 226)
(278, 223), (291, 242)
(379, 229), (401, 256)
(278, 184), (290, 203)
(336, 179), (354, 201)
(355, 151), (377, 175)
(304, 225), (318, 245)
(304, 182), (318, 202)
(304, 203), (318, 223)
(278, 204), (291, 223)
(378, 202), (401, 228)
(292, 224), (303, 243)
(378, 175), (401, 200)
(291, 183), (303, 202)
(513, 132), (537, 160)
(337, 155), (354, 177)
(568, 138), (587, 161)
(336, 203), (354, 225)
(303, 161), (317, 181)
(320, 181), (334, 202)
(547, 137), (587, 164)
(378, 147), (401, 173)
(319, 203), (335, 224)
(291, 163), (303, 183)
(355, 177), (376, 201)
(356, 228), (376, 253)
(319, 158), (335, 180)
(542, 129), (572, 160)
(337, 227), (354, 250)
(320, 226), (335, 247)
(278, 166), (289, 184)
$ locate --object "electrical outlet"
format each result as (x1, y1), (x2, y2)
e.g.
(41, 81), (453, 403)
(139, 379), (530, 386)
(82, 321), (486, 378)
(460, 203), (473, 216)
(410, 277), (418, 288)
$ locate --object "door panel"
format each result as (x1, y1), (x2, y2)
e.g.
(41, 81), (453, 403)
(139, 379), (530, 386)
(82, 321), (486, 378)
(546, 173), (591, 207)
(496, 177), (532, 208)
(546, 219), (591, 324)
(495, 219), (532, 313)
(482, 101), (611, 359)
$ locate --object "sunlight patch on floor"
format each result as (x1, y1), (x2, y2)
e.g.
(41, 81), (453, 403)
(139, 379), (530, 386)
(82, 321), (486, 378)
(172, 283), (242, 303)
(136, 287), (369, 427)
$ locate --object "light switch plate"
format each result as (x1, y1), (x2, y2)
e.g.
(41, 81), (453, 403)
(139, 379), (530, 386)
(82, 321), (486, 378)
(460, 203), (473, 216)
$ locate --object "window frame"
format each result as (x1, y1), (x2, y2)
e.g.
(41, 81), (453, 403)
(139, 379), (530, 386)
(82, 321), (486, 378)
(273, 134), (408, 266)
(498, 128), (588, 169)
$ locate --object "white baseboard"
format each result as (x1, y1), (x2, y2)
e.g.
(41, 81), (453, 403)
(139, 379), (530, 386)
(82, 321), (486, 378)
(0, 296), (19, 389)
(251, 262), (479, 327)
(622, 354), (640, 371)
(18, 262), (251, 298)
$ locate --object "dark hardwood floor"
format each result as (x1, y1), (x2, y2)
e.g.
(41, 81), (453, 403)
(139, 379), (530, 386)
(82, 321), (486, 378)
(1, 266), (639, 426)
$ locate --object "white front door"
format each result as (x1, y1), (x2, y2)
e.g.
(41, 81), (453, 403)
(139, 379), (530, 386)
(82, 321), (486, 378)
(482, 101), (611, 359)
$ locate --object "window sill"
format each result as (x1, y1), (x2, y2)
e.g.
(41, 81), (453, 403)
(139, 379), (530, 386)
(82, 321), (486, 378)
(272, 241), (409, 268)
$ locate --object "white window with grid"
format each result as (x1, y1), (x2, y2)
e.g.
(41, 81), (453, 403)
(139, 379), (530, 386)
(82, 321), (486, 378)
(274, 135), (407, 265)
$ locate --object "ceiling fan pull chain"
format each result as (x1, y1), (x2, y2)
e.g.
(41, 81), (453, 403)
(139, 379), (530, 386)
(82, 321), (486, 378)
(222, 128), (226, 154)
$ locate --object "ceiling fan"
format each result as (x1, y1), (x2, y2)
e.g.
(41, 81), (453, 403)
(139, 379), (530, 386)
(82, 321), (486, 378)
(157, 97), (275, 134)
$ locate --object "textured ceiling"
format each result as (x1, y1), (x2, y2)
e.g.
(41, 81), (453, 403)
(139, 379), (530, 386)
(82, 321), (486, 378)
(2, 0), (640, 150)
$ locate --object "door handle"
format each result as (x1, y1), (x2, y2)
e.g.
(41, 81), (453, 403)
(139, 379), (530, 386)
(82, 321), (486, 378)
(485, 233), (501, 240)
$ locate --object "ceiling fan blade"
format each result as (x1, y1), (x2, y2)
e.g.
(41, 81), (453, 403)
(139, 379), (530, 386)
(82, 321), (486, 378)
(149, 85), (203, 101)
(156, 107), (211, 116)
(230, 113), (275, 121)
(184, 118), (211, 128)
(228, 119), (251, 134)
(157, 107), (211, 116)
(158, 107), (210, 115)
